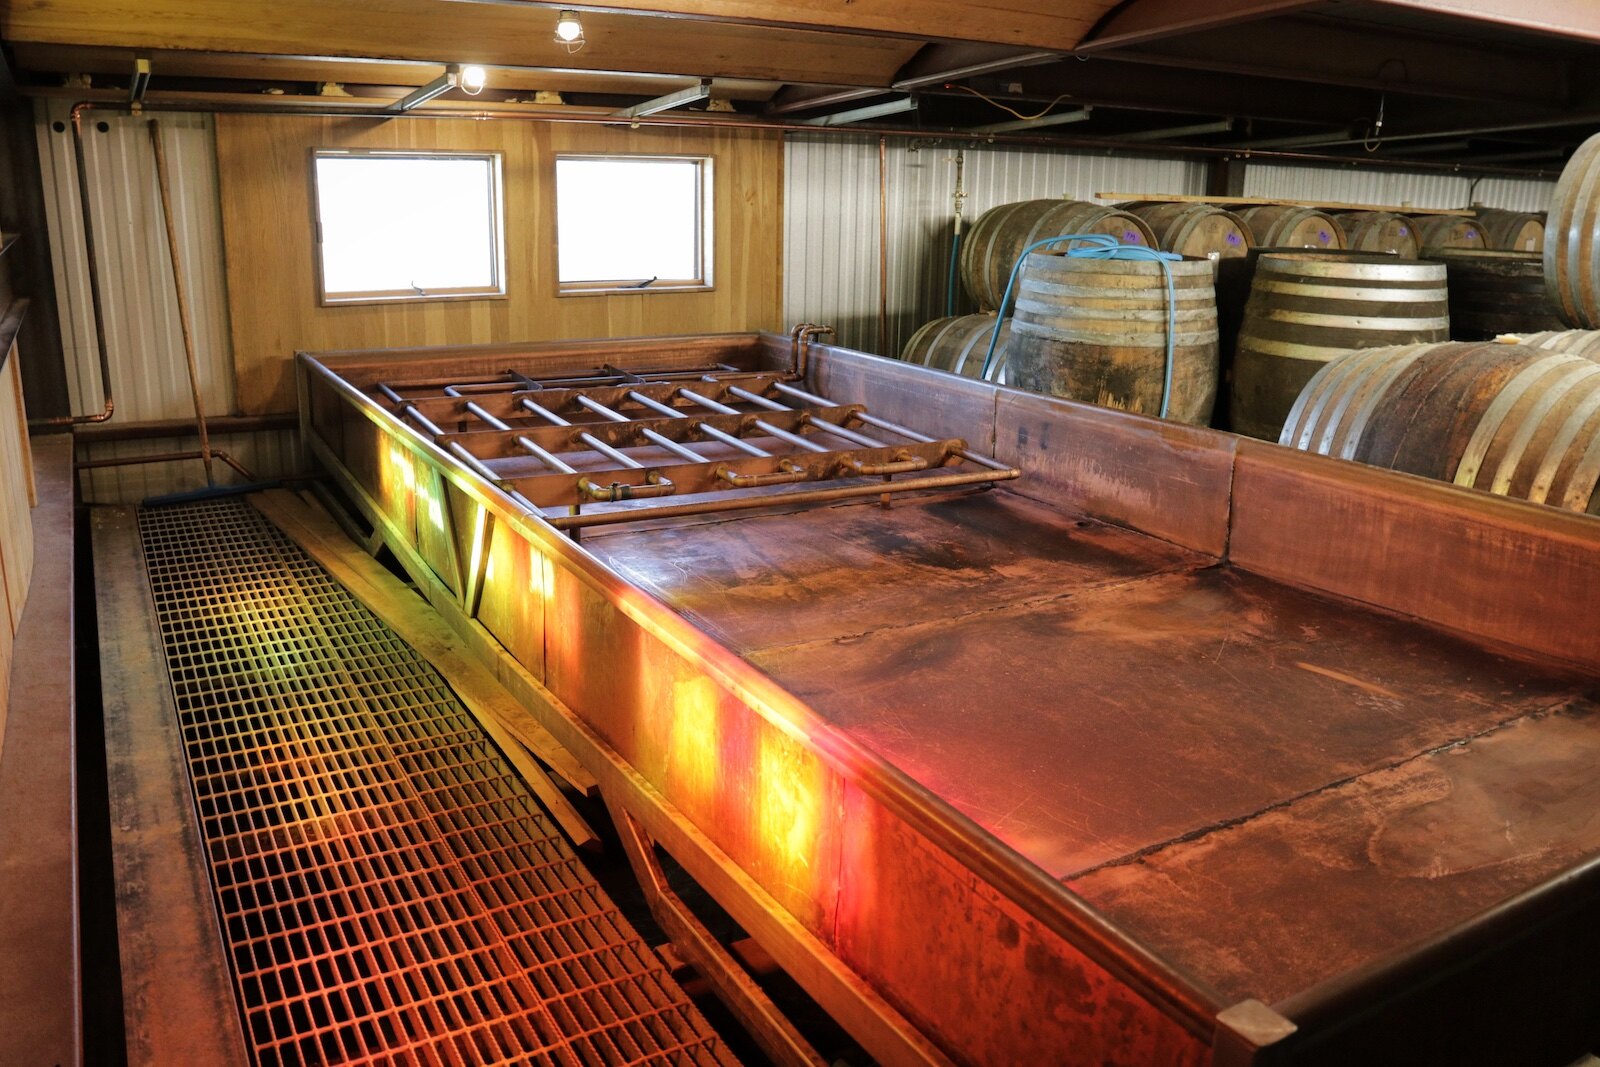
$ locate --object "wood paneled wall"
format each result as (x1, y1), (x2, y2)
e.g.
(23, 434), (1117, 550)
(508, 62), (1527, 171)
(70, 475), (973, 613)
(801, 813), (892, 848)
(215, 115), (783, 413)
(0, 341), (36, 746)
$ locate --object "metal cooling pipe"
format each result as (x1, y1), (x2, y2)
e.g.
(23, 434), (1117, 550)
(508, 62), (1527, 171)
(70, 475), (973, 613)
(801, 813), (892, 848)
(36, 101), (116, 426)
(148, 118), (214, 483)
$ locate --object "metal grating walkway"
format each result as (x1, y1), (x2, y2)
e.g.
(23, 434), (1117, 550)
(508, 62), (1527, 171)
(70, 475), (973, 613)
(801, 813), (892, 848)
(136, 498), (737, 1067)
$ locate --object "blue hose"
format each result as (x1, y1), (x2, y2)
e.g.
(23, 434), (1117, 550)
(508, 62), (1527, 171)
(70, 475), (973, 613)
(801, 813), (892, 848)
(945, 230), (962, 318)
(979, 232), (1182, 419)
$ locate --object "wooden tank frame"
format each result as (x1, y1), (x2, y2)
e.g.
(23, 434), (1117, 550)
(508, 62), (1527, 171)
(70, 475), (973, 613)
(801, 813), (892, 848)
(298, 331), (1600, 1066)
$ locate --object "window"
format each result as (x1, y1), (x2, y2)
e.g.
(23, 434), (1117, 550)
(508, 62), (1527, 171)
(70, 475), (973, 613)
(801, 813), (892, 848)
(312, 150), (505, 304)
(555, 155), (711, 294)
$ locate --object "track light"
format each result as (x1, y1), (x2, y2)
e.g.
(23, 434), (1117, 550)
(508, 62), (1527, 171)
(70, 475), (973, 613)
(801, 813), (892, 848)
(460, 65), (487, 95)
(555, 10), (585, 51)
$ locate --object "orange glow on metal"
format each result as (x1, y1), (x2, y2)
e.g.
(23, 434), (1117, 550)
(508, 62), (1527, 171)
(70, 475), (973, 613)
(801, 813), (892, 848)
(378, 442), (418, 529)
(479, 508), (495, 585)
(668, 676), (721, 805)
(758, 730), (822, 880)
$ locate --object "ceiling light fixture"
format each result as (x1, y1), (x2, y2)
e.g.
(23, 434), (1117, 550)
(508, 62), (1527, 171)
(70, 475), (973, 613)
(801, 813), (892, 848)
(460, 64), (488, 95)
(555, 10), (586, 52)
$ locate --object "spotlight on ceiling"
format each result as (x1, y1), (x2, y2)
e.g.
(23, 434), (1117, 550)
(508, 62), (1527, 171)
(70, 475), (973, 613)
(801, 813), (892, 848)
(460, 64), (488, 95)
(555, 9), (586, 51)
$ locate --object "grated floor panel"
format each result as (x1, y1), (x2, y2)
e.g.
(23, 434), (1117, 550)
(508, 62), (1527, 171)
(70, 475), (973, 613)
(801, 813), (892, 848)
(136, 497), (737, 1067)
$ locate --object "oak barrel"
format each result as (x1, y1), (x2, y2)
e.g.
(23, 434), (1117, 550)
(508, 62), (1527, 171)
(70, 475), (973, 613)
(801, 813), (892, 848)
(1545, 131), (1600, 327)
(1410, 214), (1487, 252)
(900, 314), (1011, 383)
(1231, 252), (1449, 440)
(1432, 250), (1566, 340)
(1516, 329), (1600, 358)
(1008, 252), (1218, 425)
(960, 199), (1157, 311)
(1281, 341), (1600, 513)
(1236, 206), (1346, 251)
(1123, 202), (1252, 262)
(1475, 208), (1545, 253)
(1336, 211), (1420, 257)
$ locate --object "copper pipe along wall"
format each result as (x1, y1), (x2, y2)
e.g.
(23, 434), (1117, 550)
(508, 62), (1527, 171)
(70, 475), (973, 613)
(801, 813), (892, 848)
(35, 102), (115, 426)
(74, 412), (295, 442)
(148, 119), (215, 484)
(74, 447), (257, 480)
(878, 136), (890, 358)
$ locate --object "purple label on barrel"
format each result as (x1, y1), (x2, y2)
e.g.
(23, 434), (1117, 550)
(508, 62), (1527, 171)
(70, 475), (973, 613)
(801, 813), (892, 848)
(1227, 232), (1242, 245)
(1318, 230), (1331, 244)
(1125, 230), (1142, 244)
(1399, 226), (1409, 236)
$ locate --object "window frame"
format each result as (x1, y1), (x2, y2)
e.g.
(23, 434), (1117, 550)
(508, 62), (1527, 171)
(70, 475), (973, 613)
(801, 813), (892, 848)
(310, 148), (508, 307)
(553, 153), (715, 297)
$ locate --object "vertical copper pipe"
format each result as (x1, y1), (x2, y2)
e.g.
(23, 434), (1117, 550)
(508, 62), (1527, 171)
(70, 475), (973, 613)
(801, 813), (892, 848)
(35, 102), (116, 426)
(878, 135), (889, 357)
(148, 119), (215, 484)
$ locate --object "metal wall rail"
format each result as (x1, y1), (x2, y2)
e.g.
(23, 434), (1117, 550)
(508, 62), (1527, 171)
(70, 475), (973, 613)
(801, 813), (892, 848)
(136, 497), (739, 1067)
(370, 364), (1020, 531)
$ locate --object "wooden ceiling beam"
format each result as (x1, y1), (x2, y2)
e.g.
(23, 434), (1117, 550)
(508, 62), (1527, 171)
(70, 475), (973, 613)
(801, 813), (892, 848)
(0, 0), (920, 88)
(1097, 15), (1574, 108)
(1360, 0), (1600, 44)
(442, 0), (1120, 51)
(7, 43), (784, 100)
(1074, 0), (1324, 52)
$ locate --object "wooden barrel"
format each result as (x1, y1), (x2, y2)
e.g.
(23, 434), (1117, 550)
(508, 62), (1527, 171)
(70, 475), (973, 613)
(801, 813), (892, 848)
(1123, 202), (1252, 262)
(960, 199), (1158, 311)
(1236, 206), (1346, 251)
(1280, 341), (1600, 514)
(1410, 214), (1487, 252)
(1517, 329), (1600, 358)
(1336, 211), (1420, 257)
(900, 314), (1011, 383)
(1475, 208), (1545, 252)
(1231, 252), (1450, 440)
(1432, 250), (1566, 340)
(1545, 131), (1600, 328)
(1008, 252), (1218, 425)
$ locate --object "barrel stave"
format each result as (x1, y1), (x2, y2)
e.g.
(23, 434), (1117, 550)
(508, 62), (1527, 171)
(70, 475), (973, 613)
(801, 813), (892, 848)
(960, 199), (1157, 312)
(1280, 340), (1600, 514)
(1009, 253), (1218, 425)
(1231, 253), (1449, 440)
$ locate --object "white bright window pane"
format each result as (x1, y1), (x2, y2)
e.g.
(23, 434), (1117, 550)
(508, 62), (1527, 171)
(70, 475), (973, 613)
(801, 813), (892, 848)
(556, 159), (702, 283)
(315, 156), (499, 296)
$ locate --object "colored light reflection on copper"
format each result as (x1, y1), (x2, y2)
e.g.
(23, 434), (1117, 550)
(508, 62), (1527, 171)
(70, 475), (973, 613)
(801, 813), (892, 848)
(668, 676), (721, 805)
(759, 731), (821, 878)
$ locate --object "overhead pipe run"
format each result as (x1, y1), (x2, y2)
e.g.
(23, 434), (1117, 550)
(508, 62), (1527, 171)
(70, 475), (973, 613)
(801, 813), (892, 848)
(800, 95), (917, 127)
(39, 89), (1564, 179)
(611, 78), (712, 121)
(970, 106), (1094, 135)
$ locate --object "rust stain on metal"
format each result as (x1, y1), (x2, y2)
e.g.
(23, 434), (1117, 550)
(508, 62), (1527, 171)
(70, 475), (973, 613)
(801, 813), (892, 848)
(1292, 661), (1403, 701)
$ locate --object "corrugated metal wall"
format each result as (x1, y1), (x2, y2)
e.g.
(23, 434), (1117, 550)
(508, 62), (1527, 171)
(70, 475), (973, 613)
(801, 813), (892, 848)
(784, 134), (1559, 358)
(1241, 161), (1556, 213)
(35, 100), (297, 503)
(784, 133), (1208, 355)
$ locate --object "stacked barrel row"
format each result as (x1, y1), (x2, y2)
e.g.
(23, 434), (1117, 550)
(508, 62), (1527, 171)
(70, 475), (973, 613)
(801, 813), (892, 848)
(899, 197), (1559, 436)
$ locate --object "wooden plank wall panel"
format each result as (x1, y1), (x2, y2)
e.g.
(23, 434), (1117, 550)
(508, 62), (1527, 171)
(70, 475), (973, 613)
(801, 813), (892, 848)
(0, 344), (35, 635)
(215, 115), (783, 414)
